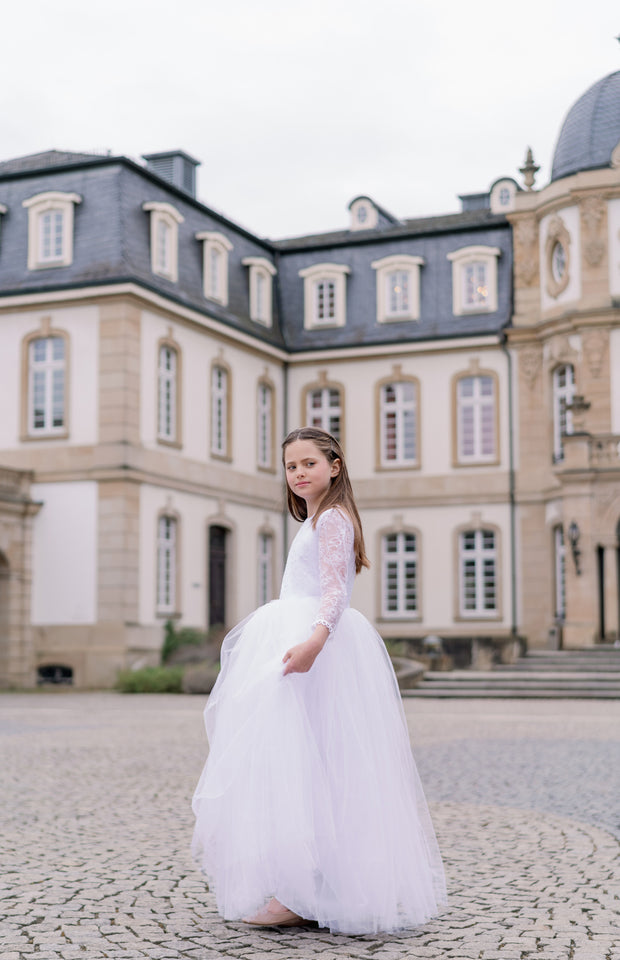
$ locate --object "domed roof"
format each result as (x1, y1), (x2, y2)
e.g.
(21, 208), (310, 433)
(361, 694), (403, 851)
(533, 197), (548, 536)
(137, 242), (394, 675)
(551, 70), (620, 181)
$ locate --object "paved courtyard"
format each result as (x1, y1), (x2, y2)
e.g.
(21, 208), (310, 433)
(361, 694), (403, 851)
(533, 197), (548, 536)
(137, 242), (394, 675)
(1, 692), (619, 960)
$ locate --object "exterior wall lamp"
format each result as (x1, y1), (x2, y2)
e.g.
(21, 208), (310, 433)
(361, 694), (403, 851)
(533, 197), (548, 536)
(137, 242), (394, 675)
(567, 521), (582, 575)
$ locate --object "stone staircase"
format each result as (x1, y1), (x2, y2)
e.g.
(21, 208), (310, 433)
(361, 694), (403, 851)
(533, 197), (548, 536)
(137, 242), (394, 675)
(403, 646), (620, 699)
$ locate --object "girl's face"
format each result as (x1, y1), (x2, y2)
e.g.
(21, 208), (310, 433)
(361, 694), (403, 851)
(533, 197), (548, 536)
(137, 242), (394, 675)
(284, 438), (340, 514)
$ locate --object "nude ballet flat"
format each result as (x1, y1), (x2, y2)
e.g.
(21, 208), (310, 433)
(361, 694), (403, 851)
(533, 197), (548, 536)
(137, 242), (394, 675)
(243, 904), (305, 927)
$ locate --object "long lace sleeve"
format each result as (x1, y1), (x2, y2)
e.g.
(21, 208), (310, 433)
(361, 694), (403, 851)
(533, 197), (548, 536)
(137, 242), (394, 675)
(312, 508), (354, 635)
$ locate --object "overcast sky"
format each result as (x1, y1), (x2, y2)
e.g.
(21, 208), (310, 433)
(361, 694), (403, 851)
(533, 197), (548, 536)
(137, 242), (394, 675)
(1, 1), (618, 239)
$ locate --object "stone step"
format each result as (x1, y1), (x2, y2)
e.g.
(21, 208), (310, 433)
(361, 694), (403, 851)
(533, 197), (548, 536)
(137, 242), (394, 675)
(423, 670), (620, 682)
(404, 686), (620, 699)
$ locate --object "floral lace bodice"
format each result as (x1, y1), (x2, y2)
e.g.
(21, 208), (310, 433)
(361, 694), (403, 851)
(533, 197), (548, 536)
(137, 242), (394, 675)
(279, 507), (355, 634)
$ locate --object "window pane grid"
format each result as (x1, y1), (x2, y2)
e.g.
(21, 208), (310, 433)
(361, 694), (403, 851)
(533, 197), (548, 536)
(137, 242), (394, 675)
(457, 376), (496, 461)
(459, 529), (497, 616)
(157, 346), (177, 441)
(381, 532), (418, 617)
(257, 533), (273, 606)
(386, 269), (410, 316)
(257, 383), (272, 468)
(39, 210), (64, 262)
(315, 281), (336, 323)
(211, 366), (228, 456)
(306, 387), (341, 441)
(552, 365), (575, 462)
(157, 516), (176, 613)
(380, 381), (417, 465)
(29, 337), (66, 434)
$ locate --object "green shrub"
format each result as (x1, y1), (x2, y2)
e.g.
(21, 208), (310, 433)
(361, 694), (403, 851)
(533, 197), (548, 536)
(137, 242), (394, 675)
(116, 665), (184, 693)
(161, 620), (208, 664)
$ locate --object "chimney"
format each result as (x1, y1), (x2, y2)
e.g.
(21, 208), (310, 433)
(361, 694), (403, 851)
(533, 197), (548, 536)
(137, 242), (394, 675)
(142, 150), (200, 198)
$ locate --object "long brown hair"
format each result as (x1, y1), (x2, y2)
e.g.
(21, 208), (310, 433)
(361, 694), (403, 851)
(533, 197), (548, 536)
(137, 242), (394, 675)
(282, 427), (370, 573)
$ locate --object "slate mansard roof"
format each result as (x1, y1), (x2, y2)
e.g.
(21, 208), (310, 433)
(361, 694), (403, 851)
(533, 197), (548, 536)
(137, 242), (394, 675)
(0, 150), (513, 353)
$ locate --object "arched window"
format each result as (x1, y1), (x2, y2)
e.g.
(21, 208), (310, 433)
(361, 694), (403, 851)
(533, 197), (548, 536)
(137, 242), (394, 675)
(211, 363), (231, 458)
(378, 379), (418, 467)
(27, 335), (67, 435)
(157, 342), (181, 444)
(157, 515), (177, 615)
(304, 384), (342, 442)
(552, 364), (575, 462)
(455, 373), (497, 463)
(458, 529), (497, 616)
(381, 531), (419, 617)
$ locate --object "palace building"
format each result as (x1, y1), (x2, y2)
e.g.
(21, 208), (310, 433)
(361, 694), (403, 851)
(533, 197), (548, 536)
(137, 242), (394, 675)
(0, 69), (619, 687)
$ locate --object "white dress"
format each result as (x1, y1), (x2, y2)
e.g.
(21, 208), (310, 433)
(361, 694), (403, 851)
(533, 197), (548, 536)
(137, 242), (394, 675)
(192, 507), (446, 935)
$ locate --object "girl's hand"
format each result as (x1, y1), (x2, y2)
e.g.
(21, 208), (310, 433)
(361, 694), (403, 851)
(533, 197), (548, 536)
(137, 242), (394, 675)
(282, 626), (329, 675)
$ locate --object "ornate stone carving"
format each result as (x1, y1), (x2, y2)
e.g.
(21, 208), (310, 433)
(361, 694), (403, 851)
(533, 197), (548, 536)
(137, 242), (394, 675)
(549, 334), (578, 364)
(518, 348), (541, 387)
(545, 216), (571, 298)
(514, 217), (538, 286)
(583, 330), (607, 378)
(581, 196), (605, 267)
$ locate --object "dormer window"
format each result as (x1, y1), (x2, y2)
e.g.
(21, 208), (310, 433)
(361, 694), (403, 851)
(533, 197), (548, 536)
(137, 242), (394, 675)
(489, 178), (517, 214)
(447, 246), (501, 316)
(371, 254), (425, 322)
(143, 202), (184, 282)
(196, 231), (233, 306)
(23, 191), (81, 270)
(299, 263), (350, 329)
(242, 256), (277, 326)
(349, 197), (378, 231)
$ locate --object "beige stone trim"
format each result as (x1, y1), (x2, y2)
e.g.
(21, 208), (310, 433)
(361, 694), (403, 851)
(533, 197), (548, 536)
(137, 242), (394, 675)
(97, 480), (140, 625)
(20, 319), (70, 442)
(374, 519), (423, 624)
(300, 370), (346, 447)
(210, 356), (233, 462)
(544, 215), (571, 298)
(99, 300), (141, 446)
(374, 367), (421, 471)
(155, 506), (182, 620)
(257, 373), (277, 473)
(451, 364), (500, 468)
(452, 519), (503, 623)
(156, 332), (183, 449)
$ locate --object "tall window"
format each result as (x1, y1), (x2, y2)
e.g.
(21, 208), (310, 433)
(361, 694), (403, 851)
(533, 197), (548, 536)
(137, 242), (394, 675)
(197, 231), (233, 305)
(552, 365), (575, 462)
(459, 529), (497, 616)
(157, 516), (177, 614)
(143, 202), (184, 282)
(257, 532), (273, 606)
(211, 365), (229, 457)
(380, 381), (417, 466)
(553, 525), (566, 621)
(28, 336), (66, 434)
(456, 375), (496, 462)
(381, 532), (418, 617)
(306, 386), (342, 441)
(158, 345), (178, 442)
(243, 257), (277, 326)
(257, 381), (273, 469)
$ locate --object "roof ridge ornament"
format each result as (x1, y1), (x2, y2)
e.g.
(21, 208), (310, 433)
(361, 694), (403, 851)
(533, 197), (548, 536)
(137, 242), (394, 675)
(519, 147), (540, 190)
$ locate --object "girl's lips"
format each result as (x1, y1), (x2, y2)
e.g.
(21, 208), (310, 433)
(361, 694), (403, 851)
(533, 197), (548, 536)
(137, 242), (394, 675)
(295, 481), (309, 488)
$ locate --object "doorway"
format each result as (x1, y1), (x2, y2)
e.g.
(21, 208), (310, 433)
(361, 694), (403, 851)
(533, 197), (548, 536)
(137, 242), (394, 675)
(208, 525), (228, 628)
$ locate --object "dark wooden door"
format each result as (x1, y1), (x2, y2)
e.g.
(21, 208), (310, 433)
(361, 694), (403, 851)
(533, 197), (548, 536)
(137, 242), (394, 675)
(208, 526), (227, 627)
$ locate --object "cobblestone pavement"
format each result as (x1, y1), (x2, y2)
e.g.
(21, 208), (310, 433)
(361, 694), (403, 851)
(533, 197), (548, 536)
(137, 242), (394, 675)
(1, 693), (619, 960)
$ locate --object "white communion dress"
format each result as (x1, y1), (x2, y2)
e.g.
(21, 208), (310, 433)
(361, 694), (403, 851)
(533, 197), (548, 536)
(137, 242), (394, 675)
(192, 507), (447, 935)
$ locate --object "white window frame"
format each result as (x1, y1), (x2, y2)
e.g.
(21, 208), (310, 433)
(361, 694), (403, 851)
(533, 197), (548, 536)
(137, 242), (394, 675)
(157, 345), (178, 443)
(305, 386), (342, 441)
(28, 336), (67, 435)
(552, 364), (575, 463)
(456, 375), (496, 463)
(490, 179), (517, 214)
(459, 529), (498, 617)
(379, 380), (418, 467)
(447, 245), (500, 315)
(211, 365), (229, 458)
(371, 254), (425, 322)
(142, 202), (184, 282)
(299, 263), (350, 329)
(243, 256), (277, 326)
(156, 515), (177, 615)
(553, 525), (566, 621)
(23, 191), (81, 270)
(257, 532), (274, 606)
(349, 197), (378, 231)
(381, 532), (419, 618)
(257, 381), (273, 469)
(196, 231), (233, 305)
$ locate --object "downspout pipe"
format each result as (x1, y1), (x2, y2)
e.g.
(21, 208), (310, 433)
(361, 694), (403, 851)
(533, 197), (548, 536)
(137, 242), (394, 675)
(500, 330), (518, 641)
(273, 248), (289, 572)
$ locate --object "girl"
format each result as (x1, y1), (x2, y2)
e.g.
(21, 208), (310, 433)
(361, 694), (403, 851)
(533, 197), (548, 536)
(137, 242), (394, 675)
(192, 427), (446, 934)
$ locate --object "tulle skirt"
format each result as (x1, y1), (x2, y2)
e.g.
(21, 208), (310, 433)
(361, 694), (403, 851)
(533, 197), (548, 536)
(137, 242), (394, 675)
(191, 597), (446, 935)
